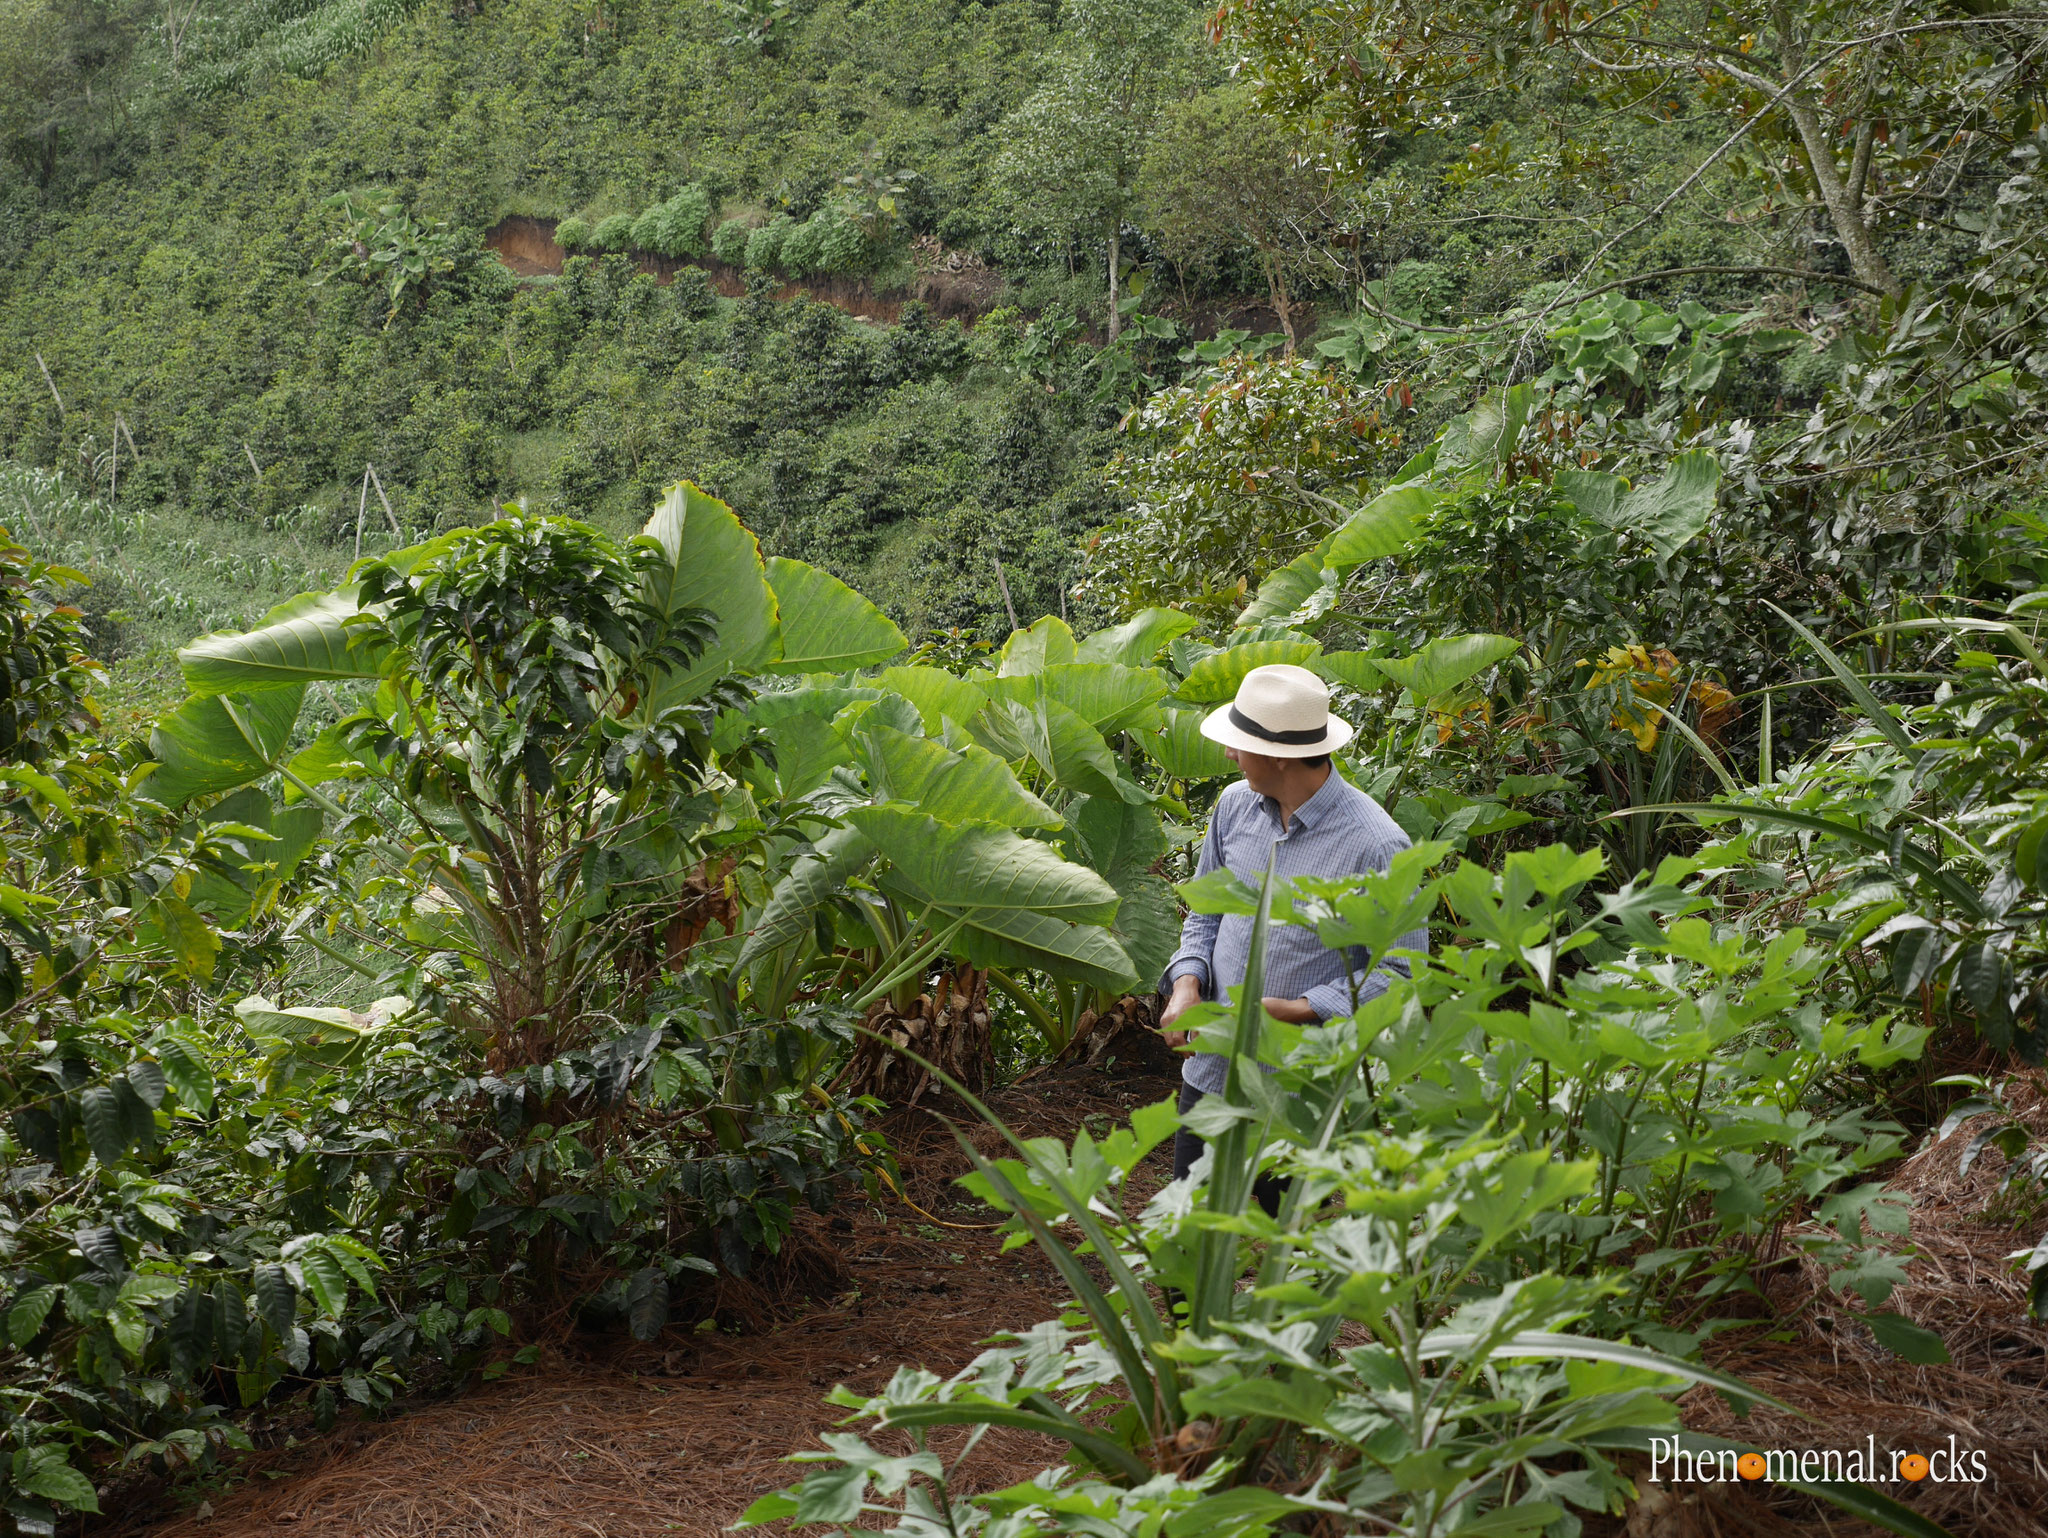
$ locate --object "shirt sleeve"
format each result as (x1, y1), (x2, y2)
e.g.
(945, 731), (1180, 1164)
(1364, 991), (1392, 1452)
(1159, 799), (1226, 998)
(1301, 921), (1429, 1021)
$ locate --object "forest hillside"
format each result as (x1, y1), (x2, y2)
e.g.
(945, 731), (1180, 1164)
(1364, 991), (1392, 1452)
(1, 0), (2047, 1534)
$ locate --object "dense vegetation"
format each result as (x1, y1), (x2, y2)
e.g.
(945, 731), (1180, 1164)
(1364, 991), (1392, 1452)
(1, 0), (2046, 1533)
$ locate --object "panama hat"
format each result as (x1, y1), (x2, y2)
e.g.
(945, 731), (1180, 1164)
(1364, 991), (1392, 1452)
(1199, 663), (1355, 758)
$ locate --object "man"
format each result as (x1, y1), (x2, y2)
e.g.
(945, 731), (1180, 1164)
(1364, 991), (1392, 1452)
(1158, 663), (1425, 1201)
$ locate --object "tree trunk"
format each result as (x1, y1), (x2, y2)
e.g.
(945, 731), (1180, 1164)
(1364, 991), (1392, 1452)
(1775, 7), (1899, 296)
(1265, 253), (1298, 356)
(837, 963), (993, 1106)
(1106, 225), (1121, 343)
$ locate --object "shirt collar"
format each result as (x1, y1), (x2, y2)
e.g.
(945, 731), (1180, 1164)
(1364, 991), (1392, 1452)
(1262, 767), (1346, 831)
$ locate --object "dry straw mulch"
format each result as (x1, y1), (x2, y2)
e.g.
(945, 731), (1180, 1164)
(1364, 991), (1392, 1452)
(119, 1069), (1179, 1538)
(1639, 1067), (2048, 1538)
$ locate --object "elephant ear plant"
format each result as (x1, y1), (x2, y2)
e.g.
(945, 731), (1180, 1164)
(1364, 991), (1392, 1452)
(740, 844), (1951, 1538)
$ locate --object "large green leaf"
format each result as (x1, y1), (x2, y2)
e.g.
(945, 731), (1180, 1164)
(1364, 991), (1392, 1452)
(1176, 640), (1322, 703)
(1075, 608), (1197, 667)
(874, 666), (991, 733)
(1600, 448), (1720, 560)
(1071, 795), (1179, 986)
(735, 824), (878, 970)
(146, 687), (307, 807)
(1437, 383), (1532, 473)
(878, 872), (1138, 993)
(1237, 548), (1339, 628)
(770, 710), (855, 800)
(998, 616), (1078, 676)
(1321, 483), (1434, 567)
(976, 695), (1131, 800)
(1372, 634), (1520, 700)
(849, 805), (1120, 925)
(763, 557), (906, 674)
(1040, 663), (1170, 736)
(183, 788), (323, 925)
(1313, 652), (1390, 692)
(858, 723), (1060, 829)
(1140, 706), (1235, 779)
(178, 590), (384, 696)
(639, 482), (779, 708)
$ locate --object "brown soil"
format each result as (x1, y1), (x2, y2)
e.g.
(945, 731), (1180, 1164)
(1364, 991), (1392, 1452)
(116, 1068), (1182, 1538)
(483, 217), (1289, 338)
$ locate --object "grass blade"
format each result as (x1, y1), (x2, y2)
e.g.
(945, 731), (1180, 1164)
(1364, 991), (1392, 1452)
(1766, 601), (1918, 760)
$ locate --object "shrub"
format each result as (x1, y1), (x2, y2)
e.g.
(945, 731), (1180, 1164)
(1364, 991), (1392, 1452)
(591, 213), (636, 251)
(629, 205), (665, 252)
(743, 215), (790, 270)
(814, 211), (868, 274)
(711, 217), (752, 266)
(553, 216), (592, 251)
(779, 213), (826, 274)
(652, 185), (712, 257)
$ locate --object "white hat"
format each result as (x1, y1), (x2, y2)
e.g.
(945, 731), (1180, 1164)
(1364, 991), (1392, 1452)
(1199, 663), (1355, 758)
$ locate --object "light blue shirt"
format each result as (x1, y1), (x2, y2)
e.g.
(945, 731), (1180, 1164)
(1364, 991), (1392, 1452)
(1163, 772), (1425, 1094)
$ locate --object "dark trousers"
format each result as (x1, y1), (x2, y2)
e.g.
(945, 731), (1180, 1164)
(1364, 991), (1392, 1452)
(1172, 1081), (1288, 1218)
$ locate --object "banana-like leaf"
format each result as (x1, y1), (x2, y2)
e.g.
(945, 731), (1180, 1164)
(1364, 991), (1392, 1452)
(1372, 634), (1520, 700)
(146, 687), (307, 807)
(1047, 662), (1171, 736)
(976, 694), (1130, 800)
(851, 805), (1121, 926)
(1177, 640), (1322, 703)
(1071, 795), (1179, 986)
(1320, 484), (1434, 568)
(1140, 706), (1235, 780)
(1237, 548), (1339, 629)
(762, 557), (906, 674)
(1075, 608), (1197, 667)
(1437, 382), (1532, 473)
(1598, 449), (1720, 560)
(1313, 652), (1390, 692)
(182, 789), (323, 926)
(734, 824), (878, 971)
(874, 666), (991, 733)
(639, 481), (779, 709)
(878, 872), (1139, 992)
(856, 722), (1060, 829)
(998, 616), (1077, 675)
(770, 711), (855, 800)
(178, 590), (384, 695)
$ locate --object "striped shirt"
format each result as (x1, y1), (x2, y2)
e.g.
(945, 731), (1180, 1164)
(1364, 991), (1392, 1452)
(1163, 771), (1425, 1094)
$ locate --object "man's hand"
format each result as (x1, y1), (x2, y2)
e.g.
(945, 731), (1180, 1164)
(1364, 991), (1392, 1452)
(1158, 975), (1203, 1046)
(1261, 996), (1318, 1024)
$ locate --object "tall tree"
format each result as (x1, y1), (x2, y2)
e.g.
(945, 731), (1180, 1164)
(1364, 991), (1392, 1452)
(991, 0), (1203, 340)
(1217, 0), (2048, 299)
(1139, 85), (1337, 352)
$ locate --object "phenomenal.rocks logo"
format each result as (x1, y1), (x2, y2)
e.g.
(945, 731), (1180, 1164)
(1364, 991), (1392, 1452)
(1649, 1435), (1988, 1485)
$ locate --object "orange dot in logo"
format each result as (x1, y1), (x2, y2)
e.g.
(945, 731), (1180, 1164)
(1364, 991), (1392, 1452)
(1901, 1454), (1931, 1482)
(1737, 1453), (1766, 1481)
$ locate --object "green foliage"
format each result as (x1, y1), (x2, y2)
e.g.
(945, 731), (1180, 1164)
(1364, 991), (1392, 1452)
(743, 850), (1933, 1537)
(711, 218), (752, 266)
(553, 216), (593, 251)
(314, 190), (474, 327)
(592, 213), (637, 252)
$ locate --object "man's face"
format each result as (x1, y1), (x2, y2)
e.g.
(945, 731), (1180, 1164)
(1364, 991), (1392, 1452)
(1224, 746), (1292, 798)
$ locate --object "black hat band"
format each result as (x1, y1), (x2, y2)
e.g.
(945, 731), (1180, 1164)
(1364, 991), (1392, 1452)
(1228, 705), (1327, 746)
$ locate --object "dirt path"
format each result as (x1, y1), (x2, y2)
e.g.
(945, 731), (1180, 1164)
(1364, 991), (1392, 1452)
(119, 1070), (1179, 1538)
